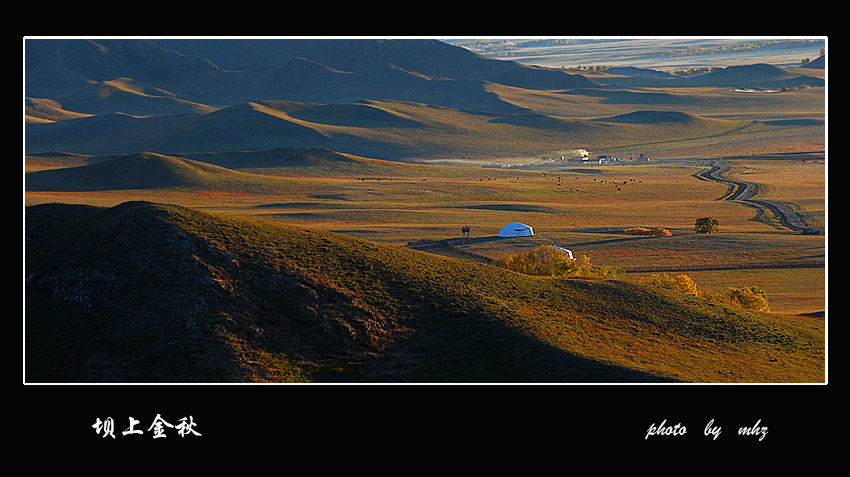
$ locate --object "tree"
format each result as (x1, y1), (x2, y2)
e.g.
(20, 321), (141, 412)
(694, 217), (719, 234)
(673, 274), (699, 295)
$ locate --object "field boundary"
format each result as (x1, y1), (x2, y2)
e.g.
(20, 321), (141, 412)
(625, 261), (824, 274)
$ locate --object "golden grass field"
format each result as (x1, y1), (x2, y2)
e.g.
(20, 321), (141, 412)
(25, 152), (826, 318)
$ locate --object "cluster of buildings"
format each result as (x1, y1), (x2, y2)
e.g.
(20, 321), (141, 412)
(592, 153), (652, 165)
(540, 150), (652, 165)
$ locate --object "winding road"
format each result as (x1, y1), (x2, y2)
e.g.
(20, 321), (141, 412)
(696, 160), (821, 234)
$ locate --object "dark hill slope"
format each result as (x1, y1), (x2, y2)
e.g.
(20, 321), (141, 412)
(589, 110), (750, 142)
(683, 63), (824, 88)
(179, 147), (450, 178)
(152, 38), (597, 90)
(286, 101), (424, 128)
(45, 77), (216, 116)
(802, 55), (824, 69)
(604, 67), (679, 79)
(594, 110), (702, 124)
(25, 202), (824, 383)
(25, 103), (337, 155)
(24, 38), (221, 99)
(240, 61), (529, 113)
(25, 112), (196, 154)
(27, 99), (753, 159)
(20, 100), (542, 158)
(27, 38), (595, 109)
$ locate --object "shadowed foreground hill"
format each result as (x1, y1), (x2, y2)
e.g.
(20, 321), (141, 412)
(25, 202), (824, 383)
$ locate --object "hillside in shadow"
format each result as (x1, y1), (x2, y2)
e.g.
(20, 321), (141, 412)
(25, 202), (824, 383)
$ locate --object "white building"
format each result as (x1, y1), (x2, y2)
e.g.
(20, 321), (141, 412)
(499, 222), (534, 237)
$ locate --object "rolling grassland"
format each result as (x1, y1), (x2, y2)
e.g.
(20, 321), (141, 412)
(26, 148), (825, 318)
(24, 38), (826, 383)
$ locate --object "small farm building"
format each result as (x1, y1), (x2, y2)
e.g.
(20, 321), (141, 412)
(499, 222), (534, 237)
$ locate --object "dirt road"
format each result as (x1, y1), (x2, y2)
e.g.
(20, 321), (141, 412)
(696, 160), (821, 234)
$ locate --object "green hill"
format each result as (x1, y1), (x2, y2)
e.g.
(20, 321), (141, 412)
(25, 202), (824, 383)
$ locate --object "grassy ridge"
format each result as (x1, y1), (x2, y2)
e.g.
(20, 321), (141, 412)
(25, 202), (824, 383)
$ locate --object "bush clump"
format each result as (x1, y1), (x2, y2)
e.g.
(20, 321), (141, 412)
(625, 227), (672, 236)
(495, 245), (624, 280)
(716, 286), (771, 313)
(642, 273), (700, 295)
(641, 273), (770, 312)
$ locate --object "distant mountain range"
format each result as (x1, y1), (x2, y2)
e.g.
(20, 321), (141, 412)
(26, 39), (596, 106)
(24, 38), (825, 161)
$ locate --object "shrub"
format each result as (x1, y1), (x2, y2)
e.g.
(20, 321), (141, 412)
(624, 227), (672, 236)
(627, 227), (642, 236)
(495, 245), (624, 280)
(625, 227), (652, 236)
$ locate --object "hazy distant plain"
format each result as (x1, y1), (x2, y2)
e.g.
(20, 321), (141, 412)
(444, 38), (826, 71)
